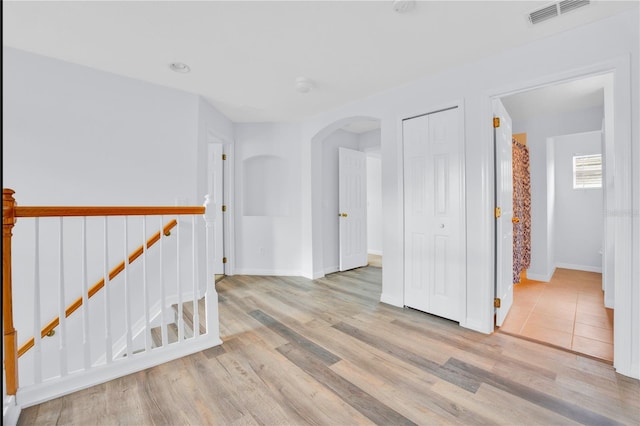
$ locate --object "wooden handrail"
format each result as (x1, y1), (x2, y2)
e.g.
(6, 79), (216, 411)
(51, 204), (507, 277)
(17, 219), (179, 358)
(15, 206), (204, 218)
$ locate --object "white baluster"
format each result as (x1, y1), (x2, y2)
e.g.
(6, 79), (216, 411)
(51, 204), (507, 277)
(191, 216), (199, 338)
(33, 218), (42, 384)
(142, 216), (150, 351)
(58, 218), (67, 376)
(176, 217), (184, 342)
(104, 218), (112, 364)
(123, 217), (131, 358)
(159, 216), (168, 347)
(81, 217), (90, 370)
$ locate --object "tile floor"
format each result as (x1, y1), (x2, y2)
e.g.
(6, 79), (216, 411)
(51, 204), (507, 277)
(499, 268), (613, 362)
(368, 253), (382, 268)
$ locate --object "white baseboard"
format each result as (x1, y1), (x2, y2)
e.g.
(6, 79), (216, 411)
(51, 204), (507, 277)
(526, 269), (555, 282)
(380, 292), (403, 307)
(16, 334), (222, 409)
(324, 266), (339, 275)
(555, 263), (602, 273)
(461, 318), (492, 335)
(3, 395), (21, 426)
(233, 268), (301, 277)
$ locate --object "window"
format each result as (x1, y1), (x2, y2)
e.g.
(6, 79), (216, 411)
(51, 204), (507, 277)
(573, 154), (602, 189)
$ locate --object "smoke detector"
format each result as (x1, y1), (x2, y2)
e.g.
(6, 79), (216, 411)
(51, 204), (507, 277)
(169, 62), (190, 73)
(295, 77), (314, 94)
(528, 0), (591, 25)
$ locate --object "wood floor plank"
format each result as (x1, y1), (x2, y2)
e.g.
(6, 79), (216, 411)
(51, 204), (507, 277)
(18, 267), (640, 426)
(277, 342), (416, 426)
(446, 357), (625, 425)
(331, 357), (495, 425)
(333, 321), (482, 393)
(249, 309), (341, 366)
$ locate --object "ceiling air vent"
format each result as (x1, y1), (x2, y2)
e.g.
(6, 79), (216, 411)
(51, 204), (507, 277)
(559, 0), (590, 14)
(528, 0), (590, 25)
(529, 3), (559, 24)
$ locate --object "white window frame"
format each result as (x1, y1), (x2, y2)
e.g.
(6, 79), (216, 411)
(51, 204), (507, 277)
(573, 153), (602, 189)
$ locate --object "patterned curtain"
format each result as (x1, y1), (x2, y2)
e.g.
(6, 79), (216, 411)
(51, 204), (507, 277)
(513, 139), (531, 283)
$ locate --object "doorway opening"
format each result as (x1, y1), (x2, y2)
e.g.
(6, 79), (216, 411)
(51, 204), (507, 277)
(494, 73), (613, 362)
(311, 117), (382, 277)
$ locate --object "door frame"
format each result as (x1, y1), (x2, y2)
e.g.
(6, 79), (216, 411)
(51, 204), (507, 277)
(398, 99), (467, 321)
(207, 132), (235, 276)
(485, 55), (633, 375)
(309, 116), (382, 278)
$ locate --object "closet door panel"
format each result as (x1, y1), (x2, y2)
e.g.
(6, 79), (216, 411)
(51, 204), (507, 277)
(403, 107), (462, 322)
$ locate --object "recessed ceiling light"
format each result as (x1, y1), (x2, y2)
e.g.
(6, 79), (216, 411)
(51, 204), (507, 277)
(295, 77), (314, 93)
(169, 62), (190, 73)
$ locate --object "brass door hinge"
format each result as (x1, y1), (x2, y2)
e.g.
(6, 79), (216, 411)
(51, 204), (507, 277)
(222, 154), (227, 160)
(494, 298), (501, 308)
(223, 257), (228, 264)
(493, 117), (500, 128)
(222, 205), (227, 212)
(495, 207), (501, 218)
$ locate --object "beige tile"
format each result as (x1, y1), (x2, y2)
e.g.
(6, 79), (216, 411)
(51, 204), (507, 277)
(574, 322), (613, 344)
(533, 302), (576, 320)
(572, 335), (613, 361)
(575, 311), (613, 329)
(576, 301), (610, 318)
(520, 323), (573, 349)
(526, 312), (575, 334)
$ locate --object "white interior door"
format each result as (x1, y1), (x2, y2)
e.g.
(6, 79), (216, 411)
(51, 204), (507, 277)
(494, 99), (514, 326)
(208, 143), (224, 275)
(403, 107), (462, 322)
(338, 147), (368, 271)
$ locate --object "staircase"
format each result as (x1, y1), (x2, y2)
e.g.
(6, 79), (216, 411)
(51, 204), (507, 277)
(3, 189), (222, 425)
(150, 299), (207, 347)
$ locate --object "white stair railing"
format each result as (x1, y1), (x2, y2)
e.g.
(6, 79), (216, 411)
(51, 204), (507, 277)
(2, 190), (222, 417)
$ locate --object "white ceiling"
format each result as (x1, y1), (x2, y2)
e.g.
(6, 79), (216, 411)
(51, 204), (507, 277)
(501, 73), (607, 122)
(3, 1), (637, 123)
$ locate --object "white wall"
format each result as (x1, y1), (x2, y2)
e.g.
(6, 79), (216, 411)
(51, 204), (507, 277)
(3, 47), (202, 206)
(359, 129), (383, 257)
(3, 47), (233, 379)
(366, 155), (383, 256)
(300, 11), (638, 377)
(321, 130), (360, 273)
(233, 123), (302, 275)
(553, 131), (603, 272)
(4, 10), (638, 380)
(511, 106), (604, 280)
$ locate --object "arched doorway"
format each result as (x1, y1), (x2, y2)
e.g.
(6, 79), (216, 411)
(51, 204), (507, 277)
(310, 116), (382, 276)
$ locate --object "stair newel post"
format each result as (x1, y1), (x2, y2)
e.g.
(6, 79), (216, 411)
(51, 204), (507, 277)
(202, 195), (220, 341)
(3, 188), (19, 395)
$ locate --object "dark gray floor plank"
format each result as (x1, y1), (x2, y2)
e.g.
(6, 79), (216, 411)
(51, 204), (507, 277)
(446, 357), (624, 426)
(333, 320), (482, 393)
(277, 342), (417, 426)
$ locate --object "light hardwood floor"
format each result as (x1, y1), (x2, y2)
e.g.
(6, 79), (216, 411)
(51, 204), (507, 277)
(500, 268), (613, 362)
(19, 266), (639, 425)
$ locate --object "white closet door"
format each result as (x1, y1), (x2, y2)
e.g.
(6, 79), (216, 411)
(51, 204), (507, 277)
(338, 147), (368, 271)
(403, 108), (462, 322)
